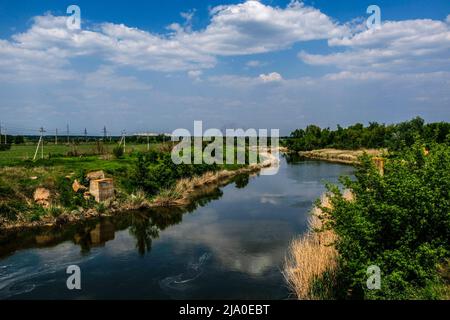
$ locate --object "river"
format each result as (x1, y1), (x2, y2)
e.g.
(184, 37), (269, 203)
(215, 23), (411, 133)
(0, 156), (353, 300)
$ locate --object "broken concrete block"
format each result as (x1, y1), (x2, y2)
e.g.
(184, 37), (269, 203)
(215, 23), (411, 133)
(72, 179), (87, 193)
(34, 188), (51, 208)
(86, 171), (105, 181)
(89, 178), (114, 203)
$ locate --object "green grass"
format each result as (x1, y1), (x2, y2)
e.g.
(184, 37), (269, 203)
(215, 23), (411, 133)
(0, 142), (256, 225)
(0, 143), (160, 167)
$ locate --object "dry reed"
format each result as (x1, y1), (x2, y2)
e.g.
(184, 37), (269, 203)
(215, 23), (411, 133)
(284, 194), (340, 300)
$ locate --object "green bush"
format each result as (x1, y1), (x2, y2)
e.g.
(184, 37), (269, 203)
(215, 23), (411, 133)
(129, 152), (218, 196)
(0, 144), (11, 151)
(56, 176), (93, 210)
(113, 146), (124, 158)
(323, 143), (450, 299)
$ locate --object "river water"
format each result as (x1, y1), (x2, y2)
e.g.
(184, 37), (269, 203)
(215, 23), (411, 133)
(0, 156), (353, 300)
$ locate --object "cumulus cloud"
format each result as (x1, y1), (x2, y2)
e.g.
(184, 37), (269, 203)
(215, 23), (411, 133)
(186, 0), (348, 55)
(1, 1), (449, 132)
(299, 18), (450, 74)
(259, 72), (283, 82)
(0, 0), (348, 80)
(187, 69), (203, 80)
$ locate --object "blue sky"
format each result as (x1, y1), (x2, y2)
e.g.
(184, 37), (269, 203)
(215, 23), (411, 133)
(0, 0), (449, 135)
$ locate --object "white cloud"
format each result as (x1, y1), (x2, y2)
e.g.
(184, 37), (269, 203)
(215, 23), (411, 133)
(0, 0), (348, 80)
(186, 0), (348, 56)
(259, 72), (283, 82)
(323, 71), (389, 81)
(84, 66), (152, 91)
(246, 60), (262, 67)
(187, 69), (203, 80)
(299, 18), (450, 73)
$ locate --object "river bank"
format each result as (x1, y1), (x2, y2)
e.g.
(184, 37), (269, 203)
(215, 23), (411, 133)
(0, 151), (279, 235)
(0, 153), (352, 299)
(284, 191), (353, 299)
(298, 148), (384, 165)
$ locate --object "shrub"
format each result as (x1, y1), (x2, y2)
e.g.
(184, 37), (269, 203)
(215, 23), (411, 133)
(113, 146), (124, 158)
(323, 143), (450, 299)
(0, 144), (11, 151)
(56, 176), (93, 209)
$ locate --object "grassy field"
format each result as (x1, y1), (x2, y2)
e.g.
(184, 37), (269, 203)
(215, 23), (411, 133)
(0, 143), (160, 167)
(0, 141), (253, 227)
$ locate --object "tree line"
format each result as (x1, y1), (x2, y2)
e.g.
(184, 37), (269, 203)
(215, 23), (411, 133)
(285, 117), (450, 151)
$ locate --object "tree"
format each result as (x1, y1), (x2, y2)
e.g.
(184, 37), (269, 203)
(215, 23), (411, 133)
(322, 143), (450, 299)
(14, 135), (25, 144)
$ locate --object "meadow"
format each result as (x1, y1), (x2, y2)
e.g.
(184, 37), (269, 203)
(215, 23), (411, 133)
(0, 142), (158, 167)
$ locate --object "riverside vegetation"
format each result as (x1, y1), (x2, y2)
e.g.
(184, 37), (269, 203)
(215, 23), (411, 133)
(284, 118), (450, 300)
(0, 139), (266, 230)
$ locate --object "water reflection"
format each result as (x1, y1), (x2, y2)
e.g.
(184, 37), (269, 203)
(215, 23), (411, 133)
(0, 159), (353, 299)
(0, 178), (231, 258)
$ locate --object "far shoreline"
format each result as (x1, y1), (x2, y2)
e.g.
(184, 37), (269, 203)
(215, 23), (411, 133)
(296, 148), (384, 165)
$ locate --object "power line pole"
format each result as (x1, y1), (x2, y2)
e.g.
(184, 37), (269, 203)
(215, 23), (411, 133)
(0, 121), (2, 144)
(118, 130), (126, 153)
(55, 128), (58, 145)
(121, 130), (126, 153)
(66, 124), (70, 144)
(84, 128), (88, 143)
(33, 127), (46, 161)
(147, 132), (150, 151)
(103, 126), (107, 140)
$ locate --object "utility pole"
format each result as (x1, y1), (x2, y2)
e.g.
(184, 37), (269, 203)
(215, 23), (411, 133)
(122, 130), (126, 153)
(55, 128), (58, 145)
(84, 128), (88, 143)
(66, 124), (70, 144)
(147, 132), (150, 151)
(118, 130), (126, 153)
(103, 126), (107, 140)
(0, 121), (2, 144)
(33, 127), (46, 161)
(3, 128), (6, 145)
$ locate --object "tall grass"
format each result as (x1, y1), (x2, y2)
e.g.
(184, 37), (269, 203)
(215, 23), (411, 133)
(284, 192), (353, 300)
(284, 205), (338, 299)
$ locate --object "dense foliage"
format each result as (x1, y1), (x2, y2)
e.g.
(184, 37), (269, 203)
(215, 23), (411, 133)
(129, 150), (219, 196)
(0, 144), (12, 151)
(112, 146), (124, 158)
(323, 143), (450, 299)
(286, 117), (450, 151)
